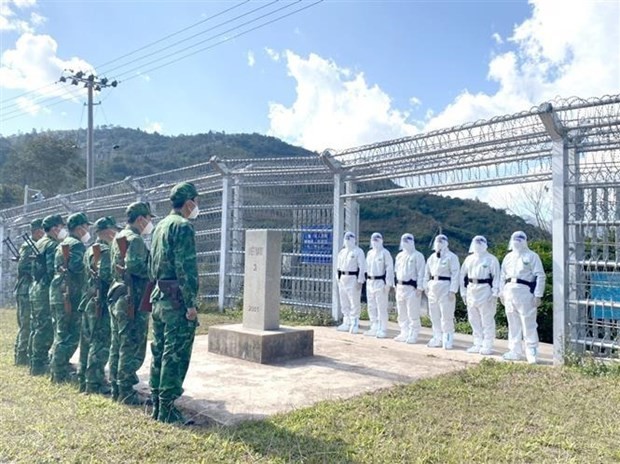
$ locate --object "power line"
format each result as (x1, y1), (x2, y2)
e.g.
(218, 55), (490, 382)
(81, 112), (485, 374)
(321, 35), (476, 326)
(0, 0), (324, 125)
(101, 0), (279, 76)
(115, 0), (304, 81)
(95, 0), (251, 71)
(122, 0), (323, 82)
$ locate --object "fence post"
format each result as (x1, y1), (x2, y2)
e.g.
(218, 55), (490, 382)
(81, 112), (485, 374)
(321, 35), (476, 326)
(540, 103), (569, 366)
(0, 220), (4, 308)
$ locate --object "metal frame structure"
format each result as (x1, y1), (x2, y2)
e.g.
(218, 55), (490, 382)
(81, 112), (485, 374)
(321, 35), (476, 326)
(2, 94), (619, 364)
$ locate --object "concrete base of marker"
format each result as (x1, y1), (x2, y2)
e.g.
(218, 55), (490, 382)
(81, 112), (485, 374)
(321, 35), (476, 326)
(208, 324), (314, 364)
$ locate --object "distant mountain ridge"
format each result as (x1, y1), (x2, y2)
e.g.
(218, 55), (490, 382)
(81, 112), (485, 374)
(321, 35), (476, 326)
(0, 127), (548, 256)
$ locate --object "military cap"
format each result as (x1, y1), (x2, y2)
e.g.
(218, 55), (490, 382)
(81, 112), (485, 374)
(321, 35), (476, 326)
(170, 182), (198, 204)
(42, 214), (65, 231)
(94, 216), (122, 232)
(126, 201), (156, 222)
(30, 218), (44, 232)
(67, 212), (93, 230)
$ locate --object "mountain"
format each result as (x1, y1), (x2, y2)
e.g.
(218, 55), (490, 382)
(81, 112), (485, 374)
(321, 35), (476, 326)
(0, 127), (549, 256)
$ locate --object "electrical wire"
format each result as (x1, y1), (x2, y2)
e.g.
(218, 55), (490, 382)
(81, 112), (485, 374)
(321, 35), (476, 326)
(101, 0), (279, 76)
(0, 0), (324, 124)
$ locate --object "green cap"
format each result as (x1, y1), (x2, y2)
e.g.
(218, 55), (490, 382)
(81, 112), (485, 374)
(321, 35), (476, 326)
(94, 216), (122, 232)
(42, 214), (65, 231)
(126, 201), (156, 223)
(30, 218), (44, 232)
(67, 212), (93, 230)
(170, 182), (198, 204)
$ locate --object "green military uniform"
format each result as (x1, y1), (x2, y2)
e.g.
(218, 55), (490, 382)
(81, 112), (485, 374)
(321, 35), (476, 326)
(109, 202), (153, 403)
(29, 214), (65, 376)
(149, 182), (199, 424)
(49, 212), (90, 383)
(78, 217), (120, 394)
(13, 219), (42, 365)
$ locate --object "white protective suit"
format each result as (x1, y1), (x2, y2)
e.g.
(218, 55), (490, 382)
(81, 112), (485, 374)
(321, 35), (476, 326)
(364, 233), (394, 339)
(500, 231), (546, 364)
(336, 232), (367, 334)
(423, 235), (460, 349)
(394, 234), (426, 343)
(460, 236), (500, 355)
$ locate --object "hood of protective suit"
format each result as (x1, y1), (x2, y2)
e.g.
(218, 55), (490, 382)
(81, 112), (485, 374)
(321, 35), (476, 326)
(469, 235), (488, 255)
(343, 231), (356, 250)
(508, 230), (528, 253)
(433, 234), (448, 256)
(370, 232), (384, 250)
(400, 233), (415, 253)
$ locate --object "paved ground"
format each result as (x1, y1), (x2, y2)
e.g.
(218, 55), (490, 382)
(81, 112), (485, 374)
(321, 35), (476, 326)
(133, 322), (553, 426)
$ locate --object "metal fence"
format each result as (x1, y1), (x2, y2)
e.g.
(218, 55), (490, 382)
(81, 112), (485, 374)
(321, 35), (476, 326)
(0, 156), (334, 313)
(2, 94), (620, 363)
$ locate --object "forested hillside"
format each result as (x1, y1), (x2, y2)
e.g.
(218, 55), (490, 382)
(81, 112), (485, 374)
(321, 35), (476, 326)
(0, 127), (549, 256)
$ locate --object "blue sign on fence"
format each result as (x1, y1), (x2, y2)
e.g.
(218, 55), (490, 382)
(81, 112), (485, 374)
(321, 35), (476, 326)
(301, 226), (332, 264)
(591, 272), (620, 320)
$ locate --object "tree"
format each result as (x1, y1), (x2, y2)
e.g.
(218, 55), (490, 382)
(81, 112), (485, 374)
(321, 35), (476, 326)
(0, 134), (85, 198)
(502, 182), (552, 235)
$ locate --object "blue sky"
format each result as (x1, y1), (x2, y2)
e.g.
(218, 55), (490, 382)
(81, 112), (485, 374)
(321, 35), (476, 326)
(1, 0), (618, 154)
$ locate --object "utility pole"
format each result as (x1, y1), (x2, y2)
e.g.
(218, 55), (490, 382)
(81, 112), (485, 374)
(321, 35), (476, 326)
(58, 71), (118, 189)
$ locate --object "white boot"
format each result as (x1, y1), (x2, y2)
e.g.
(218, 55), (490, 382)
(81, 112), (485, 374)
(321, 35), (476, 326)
(466, 345), (481, 354)
(337, 317), (350, 332)
(394, 332), (407, 342)
(442, 332), (454, 350)
(364, 322), (377, 337)
(376, 322), (387, 339)
(406, 330), (419, 344)
(525, 347), (538, 364)
(427, 334), (442, 348)
(502, 351), (522, 361)
(349, 318), (360, 335)
(479, 341), (493, 355)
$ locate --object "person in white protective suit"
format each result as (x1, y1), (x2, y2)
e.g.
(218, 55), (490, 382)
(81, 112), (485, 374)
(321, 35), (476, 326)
(364, 232), (394, 339)
(423, 234), (460, 349)
(393, 233), (426, 343)
(500, 231), (546, 364)
(460, 236), (501, 355)
(336, 231), (367, 334)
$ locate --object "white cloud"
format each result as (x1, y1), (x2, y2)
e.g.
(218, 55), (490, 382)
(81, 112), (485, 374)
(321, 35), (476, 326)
(144, 121), (163, 134)
(264, 47), (280, 62)
(492, 32), (503, 45)
(0, 33), (95, 111)
(247, 50), (255, 67)
(268, 51), (418, 151)
(16, 95), (45, 115)
(268, 1), (619, 152)
(427, 0), (620, 129)
(0, 0), (41, 33)
(409, 96), (422, 107)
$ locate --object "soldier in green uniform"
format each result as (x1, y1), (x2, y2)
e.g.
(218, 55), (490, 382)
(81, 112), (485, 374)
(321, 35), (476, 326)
(49, 212), (92, 383)
(109, 202), (154, 404)
(78, 216), (121, 394)
(29, 214), (66, 376)
(149, 182), (199, 424)
(14, 218), (44, 366)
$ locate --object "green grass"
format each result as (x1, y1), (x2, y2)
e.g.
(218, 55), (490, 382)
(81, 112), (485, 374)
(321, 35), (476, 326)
(2, 308), (620, 463)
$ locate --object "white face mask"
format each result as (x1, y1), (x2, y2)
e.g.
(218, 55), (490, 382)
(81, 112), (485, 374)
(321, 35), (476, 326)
(57, 227), (68, 240)
(141, 220), (154, 236)
(511, 239), (526, 252)
(81, 231), (91, 244)
(433, 240), (447, 253)
(188, 202), (199, 220)
(472, 243), (486, 254)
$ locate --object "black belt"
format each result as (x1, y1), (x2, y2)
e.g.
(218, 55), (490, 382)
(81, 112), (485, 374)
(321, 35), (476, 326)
(338, 270), (359, 278)
(396, 279), (417, 288)
(430, 275), (451, 281)
(366, 274), (386, 282)
(464, 276), (493, 287)
(505, 278), (536, 294)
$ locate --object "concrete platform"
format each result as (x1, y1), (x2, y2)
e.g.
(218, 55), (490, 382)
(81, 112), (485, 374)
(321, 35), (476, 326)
(207, 324), (314, 364)
(131, 321), (553, 426)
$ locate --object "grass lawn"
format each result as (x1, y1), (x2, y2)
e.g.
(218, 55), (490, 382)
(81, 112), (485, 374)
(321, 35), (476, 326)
(1, 307), (620, 463)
